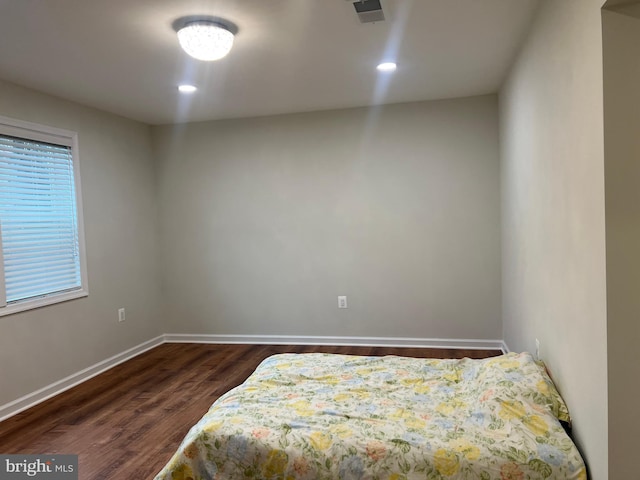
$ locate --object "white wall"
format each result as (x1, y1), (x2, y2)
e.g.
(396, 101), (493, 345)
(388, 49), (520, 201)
(153, 95), (501, 341)
(499, 1), (608, 478)
(0, 79), (162, 406)
(602, 8), (640, 479)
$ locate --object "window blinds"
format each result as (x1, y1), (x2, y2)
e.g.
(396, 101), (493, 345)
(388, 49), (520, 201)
(0, 134), (82, 304)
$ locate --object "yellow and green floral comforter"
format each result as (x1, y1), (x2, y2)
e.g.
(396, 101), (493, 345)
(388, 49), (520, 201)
(154, 352), (586, 480)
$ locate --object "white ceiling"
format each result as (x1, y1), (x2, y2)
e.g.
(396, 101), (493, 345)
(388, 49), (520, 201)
(605, 0), (640, 18)
(0, 0), (540, 125)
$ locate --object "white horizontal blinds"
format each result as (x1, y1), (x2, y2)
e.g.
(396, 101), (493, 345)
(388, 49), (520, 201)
(0, 134), (81, 303)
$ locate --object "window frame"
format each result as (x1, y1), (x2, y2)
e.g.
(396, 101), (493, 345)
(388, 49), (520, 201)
(0, 115), (89, 316)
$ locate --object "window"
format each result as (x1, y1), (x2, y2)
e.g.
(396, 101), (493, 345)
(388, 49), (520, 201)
(0, 115), (88, 315)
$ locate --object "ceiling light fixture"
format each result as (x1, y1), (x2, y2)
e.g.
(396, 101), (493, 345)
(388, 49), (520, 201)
(178, 84), (197, 93)
(173, 16), (238, 61)
(377, 62), (397, 72)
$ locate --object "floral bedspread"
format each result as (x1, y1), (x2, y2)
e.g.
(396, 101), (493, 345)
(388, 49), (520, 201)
(154, 352), (586, 480)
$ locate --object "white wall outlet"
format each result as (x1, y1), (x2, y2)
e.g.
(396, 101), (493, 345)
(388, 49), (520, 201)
(338, 296), (348, 309)
(118, 308), (126, 323)
(535, 338), (540, 360)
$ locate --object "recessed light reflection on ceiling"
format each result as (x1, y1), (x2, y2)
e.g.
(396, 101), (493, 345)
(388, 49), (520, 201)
(178, 84), (197, 93)
(377, 62), (397, 72)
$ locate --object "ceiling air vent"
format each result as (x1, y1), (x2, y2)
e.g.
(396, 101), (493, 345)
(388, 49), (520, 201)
(351, 0), (385, 23)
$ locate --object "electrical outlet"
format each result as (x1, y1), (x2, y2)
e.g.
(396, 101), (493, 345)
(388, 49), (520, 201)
(338, 296), (348, 309)
(118, 308), (126, 323)
(535, 338), (540, 360)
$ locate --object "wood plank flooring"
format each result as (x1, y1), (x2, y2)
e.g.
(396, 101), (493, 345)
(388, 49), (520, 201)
(0, 343), (501, 479)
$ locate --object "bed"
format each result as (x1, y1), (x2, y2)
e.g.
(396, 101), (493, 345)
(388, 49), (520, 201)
(154, 352), (586, 480)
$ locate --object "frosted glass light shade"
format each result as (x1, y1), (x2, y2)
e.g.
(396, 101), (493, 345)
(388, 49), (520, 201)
(177, 21), (234, 61)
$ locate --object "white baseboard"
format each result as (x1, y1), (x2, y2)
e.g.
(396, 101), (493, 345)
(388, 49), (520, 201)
(501, 341), (511, 353)
(163, 333), (505, 351)
(0, 333), (506, 423)
(0, 335), (164, 423)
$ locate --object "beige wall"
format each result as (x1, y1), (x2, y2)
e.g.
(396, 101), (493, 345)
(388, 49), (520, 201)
(602, 8), (640, 479)
(153, 95), (502, 340)
(0, 79), (162, 406)
(499, 1), (608, 478)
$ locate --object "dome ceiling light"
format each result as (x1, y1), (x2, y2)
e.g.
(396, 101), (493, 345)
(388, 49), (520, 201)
(172, 16), (238, 61)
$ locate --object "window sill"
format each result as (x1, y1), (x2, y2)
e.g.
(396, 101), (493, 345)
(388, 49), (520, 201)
(0, 289), (89, 317)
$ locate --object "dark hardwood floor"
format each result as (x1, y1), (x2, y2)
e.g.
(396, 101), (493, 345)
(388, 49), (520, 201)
(0, 343), (501, 479)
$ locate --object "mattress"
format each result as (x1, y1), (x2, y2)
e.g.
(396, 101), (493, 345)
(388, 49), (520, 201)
(154, 352), (586, 480)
